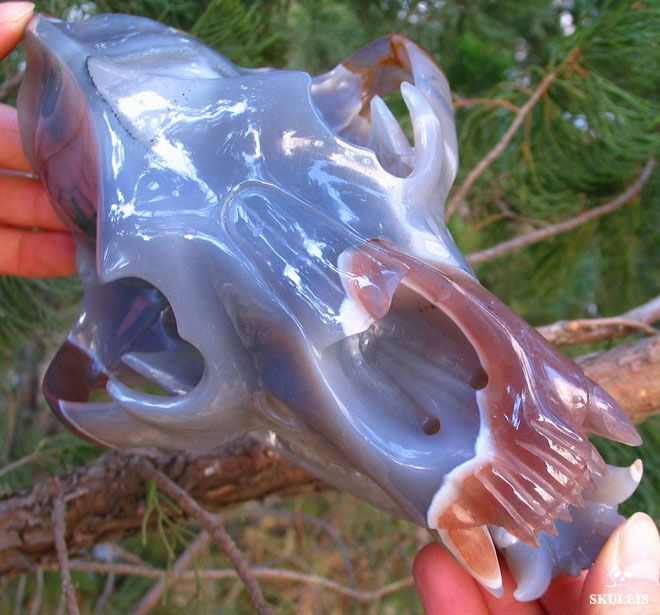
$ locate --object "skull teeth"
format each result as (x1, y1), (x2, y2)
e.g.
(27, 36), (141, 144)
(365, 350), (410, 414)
(400, 81), (444, 207)
(586, 460), (644, 506)
(368, 95), (414, 176)
(492, 526), (554, 601)
(436, 525), (503, 597)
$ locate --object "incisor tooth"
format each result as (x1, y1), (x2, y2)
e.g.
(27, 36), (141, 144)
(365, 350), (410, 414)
(400, 81), (443, 208)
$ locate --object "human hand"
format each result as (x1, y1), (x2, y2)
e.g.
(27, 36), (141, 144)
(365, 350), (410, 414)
(0, 2), (76, 277)
(414, 513), (660, 614)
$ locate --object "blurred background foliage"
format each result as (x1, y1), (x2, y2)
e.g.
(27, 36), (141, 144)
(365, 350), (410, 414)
(0, 0), (658, 612)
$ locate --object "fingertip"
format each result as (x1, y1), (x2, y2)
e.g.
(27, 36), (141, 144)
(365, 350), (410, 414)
(0, 228), (76, 278)
(0, 2), (34, 24)
(32, 232), (77, 277)
(581, 513), (660, 614)
(413, 543), (489, 614)
(540, 571), (587, 613)
(0, 2), (35, 60)
(413, 543), (445, 580)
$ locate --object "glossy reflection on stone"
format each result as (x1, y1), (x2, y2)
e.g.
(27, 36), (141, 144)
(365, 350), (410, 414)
(18, 13), (642, 601)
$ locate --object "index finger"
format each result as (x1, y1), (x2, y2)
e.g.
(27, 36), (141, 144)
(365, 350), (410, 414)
(413, 544), (490, 614)
(0, 103), (33, 173)
(0, 2), (34, 60)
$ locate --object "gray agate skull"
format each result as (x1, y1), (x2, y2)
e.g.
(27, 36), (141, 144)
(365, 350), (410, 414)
(17, 13), (643, 601)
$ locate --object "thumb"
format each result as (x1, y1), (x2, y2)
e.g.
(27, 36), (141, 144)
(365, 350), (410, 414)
(0, 2), (34, 60)
(581, 512), (660, 614)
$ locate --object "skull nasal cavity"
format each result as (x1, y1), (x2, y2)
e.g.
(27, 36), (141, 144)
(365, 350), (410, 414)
(470, 367), (489, 390)
(423, 415), (441, 435)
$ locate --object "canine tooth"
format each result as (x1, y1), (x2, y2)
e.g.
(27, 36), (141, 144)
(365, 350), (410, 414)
(586, 460), (644, 505)
(506, 539), (553, 602)
(368, 95), (414, 176)
(337, 246), (407, 321)
(404, 41), (458, 184)
(436, 526), (503, 597)
(400, 81), (443, 208)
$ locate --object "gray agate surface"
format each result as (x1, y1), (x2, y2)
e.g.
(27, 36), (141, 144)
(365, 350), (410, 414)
(17, 13), (644, 600)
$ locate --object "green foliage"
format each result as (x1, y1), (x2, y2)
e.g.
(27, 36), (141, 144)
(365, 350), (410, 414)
(449, 0), (659, 322)
(95, 0), (208, 31)
(141, 480), (195, 563)
(190, 0), (287, 67)
(0, 277), (79, 369)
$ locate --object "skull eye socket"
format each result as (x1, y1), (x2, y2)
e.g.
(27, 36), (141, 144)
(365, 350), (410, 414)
(44, 276), (205, 412)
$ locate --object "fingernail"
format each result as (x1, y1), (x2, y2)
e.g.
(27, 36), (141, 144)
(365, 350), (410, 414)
(618, 513), (660, 582)
(0, 2), (35, 24)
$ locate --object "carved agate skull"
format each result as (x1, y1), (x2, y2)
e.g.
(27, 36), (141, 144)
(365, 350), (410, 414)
(17, 13), (643, 600)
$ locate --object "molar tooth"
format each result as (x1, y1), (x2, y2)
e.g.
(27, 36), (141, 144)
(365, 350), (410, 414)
(586, 460), (644, 506)
(368, 95), (414, 176)
(555, 503), (573, 523)
(436, 526), (503, 597)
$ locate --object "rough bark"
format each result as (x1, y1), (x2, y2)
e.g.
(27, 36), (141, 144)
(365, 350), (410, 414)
(0, 438), (325, 575)
(538, 296), (659, 347)
(0, 337), (657, 576)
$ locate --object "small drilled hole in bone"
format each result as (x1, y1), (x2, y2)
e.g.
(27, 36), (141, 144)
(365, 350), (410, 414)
(470, 367), (489, 390)
(423, 415), (441, 435)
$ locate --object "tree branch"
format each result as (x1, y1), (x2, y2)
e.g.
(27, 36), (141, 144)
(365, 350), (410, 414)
(467, 159), (656, 265)
(452, 95), (520, 113)
(130, 457), (273, 615)
(538, 296), (659, 346)
(0, 438), (325, 576)
(51, 480), (80, 615)
(580, 335), (660, 425)
(40, 560), (414, 603)
(446, 68), (559, 218)
(131, 531), (211, 615)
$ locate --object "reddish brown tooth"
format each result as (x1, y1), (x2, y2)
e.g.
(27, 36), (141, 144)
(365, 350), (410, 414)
(437, 526), (503, 597)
